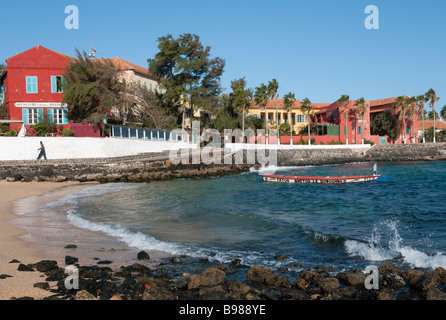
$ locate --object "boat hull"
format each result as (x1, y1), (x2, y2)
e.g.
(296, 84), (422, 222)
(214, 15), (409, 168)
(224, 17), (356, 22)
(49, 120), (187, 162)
(262, 174), (380, 184)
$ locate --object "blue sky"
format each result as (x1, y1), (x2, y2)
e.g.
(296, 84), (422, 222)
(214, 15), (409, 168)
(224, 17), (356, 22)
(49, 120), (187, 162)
(2, 0), (445, 110)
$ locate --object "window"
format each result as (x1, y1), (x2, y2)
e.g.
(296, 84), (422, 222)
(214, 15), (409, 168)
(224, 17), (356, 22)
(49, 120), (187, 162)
(297, 115), (303, 123)
(26, 76), (38, 94)
(406, 126), (411, 134)
(358, 126), (363, 134)
(52, 108), (64, 124)
(51, 76), (64, 93)
(0, 84), (5, 104)
(28, 108), (39, 124)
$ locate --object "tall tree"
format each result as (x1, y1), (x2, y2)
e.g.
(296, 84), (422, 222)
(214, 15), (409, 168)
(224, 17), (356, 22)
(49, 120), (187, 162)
(425, 88), (440, 143)
(300, 98), (313, 145)
(405, 96), (418, 143)
(371, 109), (401, 143)
(283, 92), (296, 145)
(354, 97), (368, 144)
(148, 33), (225, 133)
(229, 77), (252, 133)
(393, 96), (408, 143)
(62, 49), (125, 136)
(254, 83), (270, 143)
(267, 79), (279, 143)
(337, 94), (350, 144)
(440, 105), (446, 122)
(417, 95), (426, 143)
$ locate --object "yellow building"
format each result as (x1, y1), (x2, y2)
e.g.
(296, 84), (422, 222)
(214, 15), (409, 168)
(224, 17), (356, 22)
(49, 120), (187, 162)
(247, 99), (329, 133)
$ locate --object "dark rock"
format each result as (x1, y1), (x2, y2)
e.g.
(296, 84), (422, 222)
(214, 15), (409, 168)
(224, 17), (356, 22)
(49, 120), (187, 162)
(274, 255), (289, 261)
(188, 267), (227, 290)
(132, 263), (150, 273)
(426, 288), (446, 300)
(65, 256), (78, 265)
(337, 272), (366, 288)
(17, 264), (34, 272)
(97, 260), (113, 265)
(402, 269), (425, 286)
(9, 259), (20, 263)
(229, 258), (242, 267)
(33, 282), (50, 290)
(379, 263), (401, 276)
(377, 288), (397, 300)
(228, 279), (251, 295)
(0, 274), (13, 279)
(382, 273), (406, 290)
(246, 266), (273, 285)
(137, 251), (150, 260)
(170, 257), (182, 264)
(199, 285), (227, 300)
(35, 260), (58, 272)
(318, 277), (340, 294)
(280, 288), (309, 300)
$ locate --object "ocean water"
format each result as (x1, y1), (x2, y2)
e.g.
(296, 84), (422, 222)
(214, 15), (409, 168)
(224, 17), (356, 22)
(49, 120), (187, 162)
(16, 161), (446, 275)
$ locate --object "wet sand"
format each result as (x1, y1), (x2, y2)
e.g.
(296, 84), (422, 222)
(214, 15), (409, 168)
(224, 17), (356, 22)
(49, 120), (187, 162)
(0, 181), (96, 300)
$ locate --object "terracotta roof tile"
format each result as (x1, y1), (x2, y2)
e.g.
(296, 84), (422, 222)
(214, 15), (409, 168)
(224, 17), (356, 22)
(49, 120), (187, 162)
(419, 120), (446, 130)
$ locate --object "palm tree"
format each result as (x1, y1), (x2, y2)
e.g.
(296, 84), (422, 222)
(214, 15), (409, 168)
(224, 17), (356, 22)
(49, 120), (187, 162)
(417, 95), (426, 143)
(267, 79), (279, 144)
(425, 89), (440, 143)
(283, 92), (296, 145)
(230, 82), (252, 133)
(300, 97), (313, 145)
(405, 96), (418, 144)
(337, 94), (350, 144)
(354, 97), (368, 144)
(254, 83), (270, 144)
(393, 96), (408, 143)
(441, 105), (446, 122)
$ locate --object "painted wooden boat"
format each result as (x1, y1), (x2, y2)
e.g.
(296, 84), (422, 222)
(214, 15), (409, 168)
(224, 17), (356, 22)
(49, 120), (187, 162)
(261, 174), (381, 184)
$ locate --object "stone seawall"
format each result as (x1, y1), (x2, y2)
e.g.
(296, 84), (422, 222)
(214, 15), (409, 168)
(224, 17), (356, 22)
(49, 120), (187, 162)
(0, 143), (445, 183)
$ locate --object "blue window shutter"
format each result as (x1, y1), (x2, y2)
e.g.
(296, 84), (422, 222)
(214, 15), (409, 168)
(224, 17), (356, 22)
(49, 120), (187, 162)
(47, 109), (54, 123)
(22, 108), (29, 125)
(63, 108), (69, 124)
(26, 77), (32, 93)
(51, 76), (57, 93)
(26, 76), (38, 93)
(37, 108), (44, 123)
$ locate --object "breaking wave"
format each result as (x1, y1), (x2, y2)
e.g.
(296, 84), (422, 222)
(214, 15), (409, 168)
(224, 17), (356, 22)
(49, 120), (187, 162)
(344, 220), (446, 270)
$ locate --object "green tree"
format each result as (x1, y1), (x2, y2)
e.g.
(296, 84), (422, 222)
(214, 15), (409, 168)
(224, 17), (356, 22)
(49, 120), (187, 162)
(425, 88), (440, 143)
(283, 92), (296, 144)
(354, 97), (368, 144)
(405, 96), (418, 143)
(371, 109), (401, 143)
(230, 77), (252, 133)
(393, 96), (409, 143)
(441, 105), (446, 121)
(300, 98), (314, 145)
(254, 83), (270, 143)
(417, 95), (426, 143)
(337, 94), (350, 144)
(62, 49), (125, 136)
(148, 33), (225, 132)
(267, 79), (279, 142)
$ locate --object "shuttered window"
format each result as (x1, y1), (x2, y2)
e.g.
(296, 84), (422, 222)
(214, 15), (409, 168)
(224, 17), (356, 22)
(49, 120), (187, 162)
(26, 76), (38, 94)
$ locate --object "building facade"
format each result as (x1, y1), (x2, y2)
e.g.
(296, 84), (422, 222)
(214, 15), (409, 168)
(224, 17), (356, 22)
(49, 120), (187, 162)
(0, 45), (160, 135)
(1, 45), (71, 132)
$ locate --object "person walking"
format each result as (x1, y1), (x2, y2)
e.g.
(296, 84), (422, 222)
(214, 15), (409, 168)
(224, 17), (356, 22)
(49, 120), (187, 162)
(37, 141), (47, 160)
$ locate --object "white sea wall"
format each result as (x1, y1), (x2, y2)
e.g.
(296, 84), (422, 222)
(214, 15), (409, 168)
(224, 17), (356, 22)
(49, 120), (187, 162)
(0, 137), (194, 161)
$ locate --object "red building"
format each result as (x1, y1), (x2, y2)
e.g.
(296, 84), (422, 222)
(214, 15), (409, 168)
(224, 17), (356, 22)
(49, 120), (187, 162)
(0, 45), (72, 133)
(314, 97), (419, 145)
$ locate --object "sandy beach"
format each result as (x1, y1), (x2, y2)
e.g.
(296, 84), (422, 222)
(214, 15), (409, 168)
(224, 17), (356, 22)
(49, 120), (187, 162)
(0, 180), (97, 300)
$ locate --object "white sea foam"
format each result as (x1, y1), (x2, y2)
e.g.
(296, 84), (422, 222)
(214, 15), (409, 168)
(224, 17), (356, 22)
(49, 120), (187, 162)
(344, 219), (446, 270)
(249, 164), (314, 175)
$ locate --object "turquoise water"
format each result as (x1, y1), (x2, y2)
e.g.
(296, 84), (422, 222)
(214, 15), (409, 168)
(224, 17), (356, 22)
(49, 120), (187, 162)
(49, 161), (446, 273)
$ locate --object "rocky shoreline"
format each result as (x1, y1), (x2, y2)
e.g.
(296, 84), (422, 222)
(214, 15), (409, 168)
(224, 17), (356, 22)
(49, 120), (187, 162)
(3, 252), (446, 301)
(0, 143), (445, 183)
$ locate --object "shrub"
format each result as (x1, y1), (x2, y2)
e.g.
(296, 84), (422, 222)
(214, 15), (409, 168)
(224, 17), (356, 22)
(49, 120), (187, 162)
(62, 128), (75, 137)
(7, 130), (17, 136)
